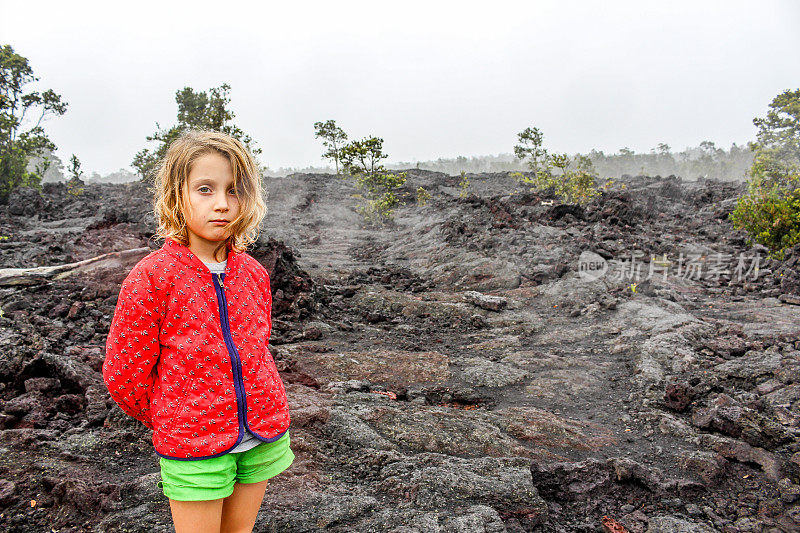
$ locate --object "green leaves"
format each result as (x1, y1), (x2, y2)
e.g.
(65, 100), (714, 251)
(513, 127), (547, 172)
(731, 88), (800, 257)
(416, 186), (431, 207)
(339, 136), (388, 177)
(314, 120), (348, 174)
(353, 171), (407, 227)
(132, 84), (260, 180)
(730, 174), (800, 259)
(458, 171), (470, 198)
(513, 126), (599, 206)
(0, 44), (68, 202)
(68, 154), (82, 180)
(748, 88), (800, 184)
(315, 124), (406, 226)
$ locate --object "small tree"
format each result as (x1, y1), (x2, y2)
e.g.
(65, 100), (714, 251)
(68, 154), (82, 180)
(512, 126), (599, 205)
(133, 83), (260, 180)
(314, 120), (348, 174)
(0, 44), (68, 202)
(66, 154), (84, 195)
(339, 135), (405, 226)
(730, 88), (800, 258)
(513, 127), (548, 172)
(749, 88), (800, 180)
(339, 136), (389, 177)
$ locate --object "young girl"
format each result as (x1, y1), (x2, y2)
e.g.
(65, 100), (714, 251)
(103, 129), (293, 533)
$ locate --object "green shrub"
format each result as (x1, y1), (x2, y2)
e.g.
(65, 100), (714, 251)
(458, 171), (470, 198)
(337, 135), (408, 226)
(730, 88), (800, 259)
(352, 171), (407, 227)
(510, 164), (599, 205)
(416, 186), (431, 206)
(512, 127), (599, 205)
(730, 174), (800, 259)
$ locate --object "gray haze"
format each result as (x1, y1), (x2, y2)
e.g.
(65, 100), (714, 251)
(2, 0), (799, 176)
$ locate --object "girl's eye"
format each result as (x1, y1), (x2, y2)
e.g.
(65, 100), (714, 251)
(199, 186), (212, 193)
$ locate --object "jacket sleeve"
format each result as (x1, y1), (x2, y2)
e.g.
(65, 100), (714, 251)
(103, 264), (162, 430)
(252, 260), (273, 344)
(263, 268), (273, 343)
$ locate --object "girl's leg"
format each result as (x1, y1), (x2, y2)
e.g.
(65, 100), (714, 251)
(220, 480), (269, 533)
(168, 498), (224, 533)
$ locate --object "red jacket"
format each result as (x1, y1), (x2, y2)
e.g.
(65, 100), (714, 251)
(103, 236), (291, 460)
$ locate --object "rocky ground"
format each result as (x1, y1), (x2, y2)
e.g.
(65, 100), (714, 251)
(0, 170), (798, 532)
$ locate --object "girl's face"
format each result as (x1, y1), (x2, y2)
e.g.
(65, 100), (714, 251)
(182, 151), (241, 261)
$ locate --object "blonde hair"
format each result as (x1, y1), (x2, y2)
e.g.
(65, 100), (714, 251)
(151, 129), (267, 259)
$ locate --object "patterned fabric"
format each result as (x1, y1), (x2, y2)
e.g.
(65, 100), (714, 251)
(202, 258), (261, 455)
(103, 237), (291, 460)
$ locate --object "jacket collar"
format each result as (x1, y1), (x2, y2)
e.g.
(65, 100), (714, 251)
(162, 236), (240, 276)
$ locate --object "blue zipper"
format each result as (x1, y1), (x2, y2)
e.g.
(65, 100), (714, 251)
(212, 272), (248, 445)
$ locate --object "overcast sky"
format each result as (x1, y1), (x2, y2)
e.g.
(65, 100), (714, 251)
(3, 0), (799, 175)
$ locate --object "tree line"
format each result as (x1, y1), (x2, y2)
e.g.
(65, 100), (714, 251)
(1, 43), (798, 255)
(257, 143), (754, 181)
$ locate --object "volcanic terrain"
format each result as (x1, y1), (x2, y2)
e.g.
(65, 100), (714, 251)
(0, 170), (798, 532)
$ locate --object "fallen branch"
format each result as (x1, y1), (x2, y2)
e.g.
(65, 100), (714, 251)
(0, 247), (151, 287)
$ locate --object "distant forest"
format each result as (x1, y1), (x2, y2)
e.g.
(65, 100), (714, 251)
(29, 150), (137, 184)
(259, 141), (755, 182)
(33, 142), (753, 183)
(385, 142), (753, 182)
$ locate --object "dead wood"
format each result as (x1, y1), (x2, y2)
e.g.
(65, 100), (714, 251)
(0, 247), (150, 287)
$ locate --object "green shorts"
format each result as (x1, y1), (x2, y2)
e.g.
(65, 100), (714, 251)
(157, 431), (295, 501)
